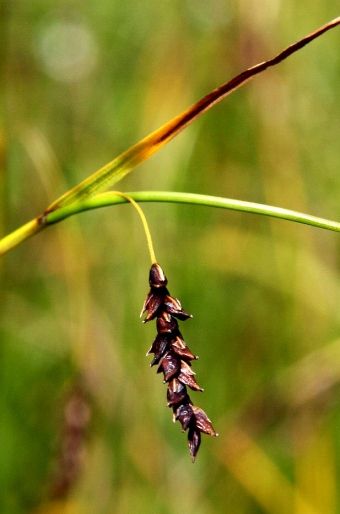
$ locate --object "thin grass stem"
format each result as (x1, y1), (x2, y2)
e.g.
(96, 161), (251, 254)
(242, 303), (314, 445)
(2, 191), (340, 256)
(45, 191), (340, 234)
(111, 191), (157, 264)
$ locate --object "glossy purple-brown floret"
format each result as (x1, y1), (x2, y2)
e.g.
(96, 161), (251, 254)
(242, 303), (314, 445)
(142, 263), (217, 462)
(149, 263), (168, 288)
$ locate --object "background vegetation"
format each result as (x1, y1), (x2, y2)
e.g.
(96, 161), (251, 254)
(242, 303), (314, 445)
(1, 1), (340, 513)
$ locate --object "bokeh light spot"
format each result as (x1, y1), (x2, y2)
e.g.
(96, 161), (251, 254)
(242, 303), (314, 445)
(36, 20), (98, 83)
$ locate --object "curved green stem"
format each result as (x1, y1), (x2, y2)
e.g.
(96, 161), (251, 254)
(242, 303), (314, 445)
(2, 191), (340, 256)
(45, 191), (340, 232)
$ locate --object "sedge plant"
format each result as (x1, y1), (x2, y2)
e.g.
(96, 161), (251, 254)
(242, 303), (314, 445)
(1, 16), (340, 461)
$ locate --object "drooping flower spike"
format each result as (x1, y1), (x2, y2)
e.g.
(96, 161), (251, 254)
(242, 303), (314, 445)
(142, 263), (218, 462)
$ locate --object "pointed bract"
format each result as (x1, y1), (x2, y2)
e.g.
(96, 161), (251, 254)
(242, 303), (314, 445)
(171, 336), (197, 361)
(188, 426), (201, 463)
(192, 406), (218, 436)
(177, 361), (204, 391)
(178, 373), (203, 392)
(163, 295), (193, 320)
(141, 290), (165, 321)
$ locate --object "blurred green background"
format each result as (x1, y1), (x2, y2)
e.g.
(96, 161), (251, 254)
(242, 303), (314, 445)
(1, 1), (340, 513)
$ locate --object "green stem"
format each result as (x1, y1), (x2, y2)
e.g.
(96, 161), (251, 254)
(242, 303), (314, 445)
(2, 191), (340, 256)
(45, 191), (340, 232)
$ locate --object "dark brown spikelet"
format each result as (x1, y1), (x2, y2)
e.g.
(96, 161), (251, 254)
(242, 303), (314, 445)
(142, 263), (218, 462)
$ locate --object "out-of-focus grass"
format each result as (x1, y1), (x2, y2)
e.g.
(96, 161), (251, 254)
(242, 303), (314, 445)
(1, 2), (340, 513)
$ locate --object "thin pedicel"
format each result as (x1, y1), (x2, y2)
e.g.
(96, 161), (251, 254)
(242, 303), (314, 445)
(141, 263), (218, 462)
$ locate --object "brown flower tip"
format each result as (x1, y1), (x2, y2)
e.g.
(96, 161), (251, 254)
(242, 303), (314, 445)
(149, 263), (168, 288)
(192, 406), (218, 436)
(163, 295), (193, 320)
(177, 361), (204, 392)
(142, 263), (217, 461)
(188, 426), (201, 463)
(171, 336), (197, 361)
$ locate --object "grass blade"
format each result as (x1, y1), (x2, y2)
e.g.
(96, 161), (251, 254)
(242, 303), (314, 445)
(46, 16), (340, 213)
